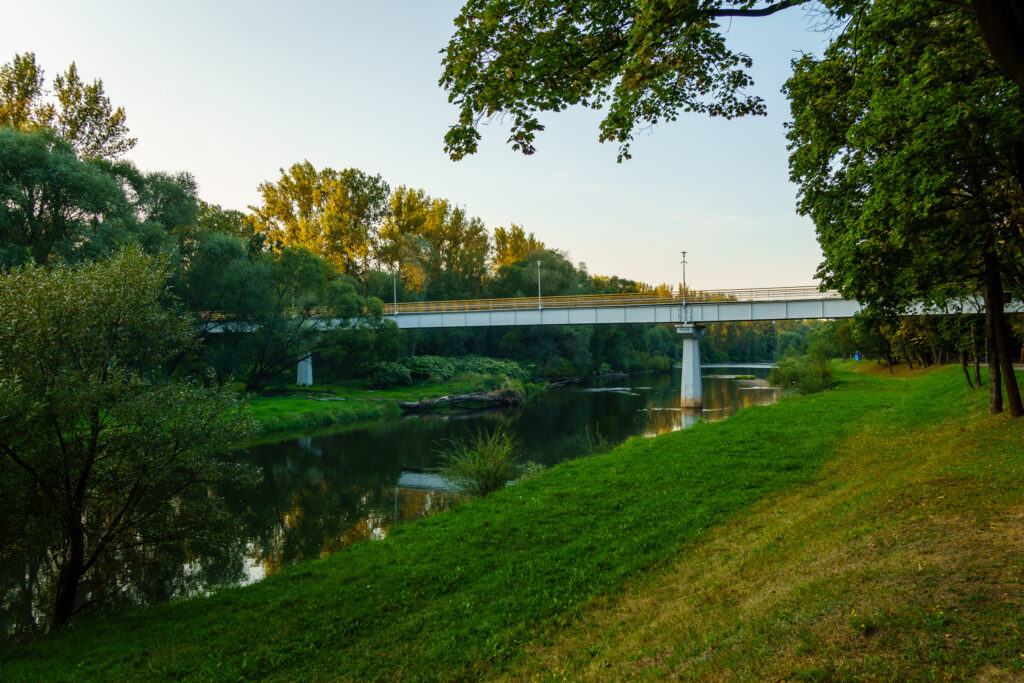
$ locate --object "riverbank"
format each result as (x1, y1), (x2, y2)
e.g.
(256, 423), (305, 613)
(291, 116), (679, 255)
(247, 377), (534, 434)
(3, 364), (1022, 680)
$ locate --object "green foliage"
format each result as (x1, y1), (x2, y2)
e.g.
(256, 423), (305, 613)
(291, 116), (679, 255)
(371, 361), (413, 388)
(440, 0), (794, 161)
(0, 52), (135, 160)
(250, 161), (390, 279)
(434, 426), (520, 496)
(786, 0), (1024, 312)
(0, 247), (256, 629)
(403, 355), (458, 381)
(0, 127), (127, 266)
(770, 341), (836, 395)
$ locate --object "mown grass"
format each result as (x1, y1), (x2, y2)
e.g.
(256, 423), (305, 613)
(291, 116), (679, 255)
(504, 363), (1024, 681)
(2, 365), (1021, 681)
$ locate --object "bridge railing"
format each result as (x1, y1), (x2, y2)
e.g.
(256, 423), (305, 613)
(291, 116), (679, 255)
(381, 286), (839, 315)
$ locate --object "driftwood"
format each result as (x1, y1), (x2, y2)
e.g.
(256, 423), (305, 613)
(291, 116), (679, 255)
(397, 391), (522, 412)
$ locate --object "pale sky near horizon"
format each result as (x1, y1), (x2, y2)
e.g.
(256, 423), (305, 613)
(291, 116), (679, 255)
(1, 1), (834, 289)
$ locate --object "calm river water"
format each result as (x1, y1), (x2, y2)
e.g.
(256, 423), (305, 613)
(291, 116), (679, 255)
(1, 365), (776, 634)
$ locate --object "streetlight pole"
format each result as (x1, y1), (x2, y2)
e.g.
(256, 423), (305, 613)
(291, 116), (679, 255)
(680, 251), (687, 322)
(393, 269), (398, 316)
(537, 260), (542, 310)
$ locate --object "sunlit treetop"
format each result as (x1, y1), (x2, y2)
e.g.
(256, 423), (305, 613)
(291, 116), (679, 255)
(440, 0), (841, 162)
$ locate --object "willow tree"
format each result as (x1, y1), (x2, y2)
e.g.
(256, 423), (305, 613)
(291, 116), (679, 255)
(0, 249), (256, 628)
(785, 0), (1024, 415)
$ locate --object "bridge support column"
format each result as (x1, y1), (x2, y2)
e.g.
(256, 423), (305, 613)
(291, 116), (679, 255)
(676, 324), (705, 408)
(297, 354), (313, 387)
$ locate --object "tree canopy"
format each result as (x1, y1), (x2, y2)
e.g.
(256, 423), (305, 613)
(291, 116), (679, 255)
(785, 0), (1024, 414)
(441, 0), (1024, 161)
(0, 248), (256, 628)
(0, 52), (136, 160)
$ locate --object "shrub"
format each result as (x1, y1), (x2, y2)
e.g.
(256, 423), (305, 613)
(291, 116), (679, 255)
(434, 426), (520, 496)
(402, 355), (456, 382)
(769, 343), (836, 395)
(457, 355), (532, 381)
(371, 361), (412, 388)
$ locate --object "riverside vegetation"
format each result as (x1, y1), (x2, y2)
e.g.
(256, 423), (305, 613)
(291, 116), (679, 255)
(3, 364), (1021, 680)
(245, 355), (536, 434)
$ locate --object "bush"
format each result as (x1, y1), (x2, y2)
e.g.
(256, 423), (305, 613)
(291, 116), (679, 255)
(769, 344), (836, 395)
(457, 355), (532, 381)
(402, 355), (457, 382)
(371, 361), (412, 388)
(434, 426), (520, 496)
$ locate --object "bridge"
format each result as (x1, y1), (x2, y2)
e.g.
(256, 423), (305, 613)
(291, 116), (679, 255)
(295, 286), (862, 409)
(380, 286), (860, 329)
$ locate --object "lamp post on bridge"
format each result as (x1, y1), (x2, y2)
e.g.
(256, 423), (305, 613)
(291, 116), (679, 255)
(393, 268), (398, 317)
(537, 260), (542, 310)
(680, 251), (687, 322)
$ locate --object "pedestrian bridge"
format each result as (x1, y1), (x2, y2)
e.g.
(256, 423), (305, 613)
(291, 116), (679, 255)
(363, 286), (859, 409)
(207, 286), (863, 407)
(382, 286), (861, 329)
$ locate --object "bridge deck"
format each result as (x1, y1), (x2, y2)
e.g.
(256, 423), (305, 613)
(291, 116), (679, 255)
(382, 286), (841, 315)
(383, 287), (862, 329)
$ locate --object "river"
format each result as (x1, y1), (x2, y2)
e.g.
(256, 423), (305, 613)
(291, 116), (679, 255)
(0, 365), (777, 635)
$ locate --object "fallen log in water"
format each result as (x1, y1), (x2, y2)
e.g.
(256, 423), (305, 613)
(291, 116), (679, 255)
(397, 391), (522, 412)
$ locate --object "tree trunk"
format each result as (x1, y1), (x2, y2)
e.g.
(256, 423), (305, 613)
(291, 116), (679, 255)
(972, 317), (983, 386)
(987, 316), (1003, 414)
(960, 350), (975, 389)
(885, 354), (894, 374)
(52, 520), (85, 629)
(984, 252), (1024, 416)
(972, 0), (1024, 91)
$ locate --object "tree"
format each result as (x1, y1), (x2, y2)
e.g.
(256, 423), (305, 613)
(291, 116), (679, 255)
(0, 52), (51, 131)
(0, 248), (255, 629)
(250, 162), (390, 280)
(785, 0), (1024, 415)
(493, 224), (544, 270)
(377, 186), (491, 299)
(0, 127), (127, 266)
(441, 1), (1024, 160)
(0, 52), (136, 160)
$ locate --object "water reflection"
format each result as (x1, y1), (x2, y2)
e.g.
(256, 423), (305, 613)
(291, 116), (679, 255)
(1, 366), (776, 635)
(229, 366), (778, 581)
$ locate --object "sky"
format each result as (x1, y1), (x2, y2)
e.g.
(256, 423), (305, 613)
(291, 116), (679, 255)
(0, 1), (835, 290)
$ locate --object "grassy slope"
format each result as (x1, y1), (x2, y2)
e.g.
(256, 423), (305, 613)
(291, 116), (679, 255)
(505, 363), (1024, 681)
(3, 365), (1022, 681)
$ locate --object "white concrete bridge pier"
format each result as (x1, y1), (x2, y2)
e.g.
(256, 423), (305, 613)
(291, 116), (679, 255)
(297, 354), (314, 386)
(676, 323), (705, 408)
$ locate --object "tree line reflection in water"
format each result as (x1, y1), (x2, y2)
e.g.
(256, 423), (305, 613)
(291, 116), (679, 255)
(1, 367), (775, 635)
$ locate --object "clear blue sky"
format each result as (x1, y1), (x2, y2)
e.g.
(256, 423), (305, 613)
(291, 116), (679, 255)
(1, 1), (833, 289)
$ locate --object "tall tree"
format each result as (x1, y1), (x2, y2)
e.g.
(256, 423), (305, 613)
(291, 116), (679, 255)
(0, 248), (255, 629)
(0, 52), (136, 160)
(0, 52), (52, 131)
(377, 186), (491, 299)
(785, 0), (1024, 415)
(250, 162), (390, 280)
(493, 224), (544, 270)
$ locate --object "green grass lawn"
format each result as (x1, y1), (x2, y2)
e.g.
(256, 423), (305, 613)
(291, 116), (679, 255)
(3, 364), (1022, 681)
